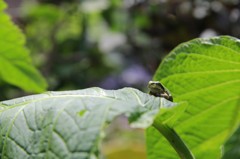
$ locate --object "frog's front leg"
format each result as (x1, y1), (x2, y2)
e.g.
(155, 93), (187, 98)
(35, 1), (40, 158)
(160, 93), (173, 102)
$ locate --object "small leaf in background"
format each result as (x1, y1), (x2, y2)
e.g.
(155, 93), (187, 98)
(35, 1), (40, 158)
(147, 36), (240, 159)
(0, 87), (175, 158)
(222, 127), (240, 159)
(0, 1), (47, 93)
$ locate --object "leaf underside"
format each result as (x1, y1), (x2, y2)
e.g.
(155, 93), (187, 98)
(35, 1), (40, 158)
(0, 87), (174, 159)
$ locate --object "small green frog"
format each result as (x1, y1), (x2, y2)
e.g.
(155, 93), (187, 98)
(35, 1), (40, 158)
(148, 81), (173, 101)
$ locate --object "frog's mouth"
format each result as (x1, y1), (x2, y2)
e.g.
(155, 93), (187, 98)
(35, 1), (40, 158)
(149, 90), (173, 101)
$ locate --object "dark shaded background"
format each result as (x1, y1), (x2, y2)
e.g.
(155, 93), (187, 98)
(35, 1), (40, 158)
(2, 0), (240, 100)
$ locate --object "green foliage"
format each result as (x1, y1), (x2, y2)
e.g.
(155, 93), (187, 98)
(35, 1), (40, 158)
(23, 2), (114, 91)
(0, 1), (47, 93)
(0, 32), (239, 158)
(0, 88), (174, 158)
(16, 0), (240, 96)
(223, 128), (240, 158)
(147, 36), (240, 159)
(25, 4), (82, 54)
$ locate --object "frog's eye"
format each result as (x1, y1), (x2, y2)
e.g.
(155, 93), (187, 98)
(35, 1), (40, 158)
(148, 81), (155, 84)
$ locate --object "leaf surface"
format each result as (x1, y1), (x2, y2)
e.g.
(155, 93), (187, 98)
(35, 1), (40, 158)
(146, 36), (240, 159)
(0, 87), (174, 158)
(0, 1), (47, 92)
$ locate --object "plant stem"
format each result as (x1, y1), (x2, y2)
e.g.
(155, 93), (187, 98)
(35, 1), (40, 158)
(152, 121), (195, 159)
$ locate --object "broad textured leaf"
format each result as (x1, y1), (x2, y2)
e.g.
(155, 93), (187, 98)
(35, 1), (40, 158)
(0, 1), (47, 92)
(0, 87), (174, 158)
(146, 36), (240, 159)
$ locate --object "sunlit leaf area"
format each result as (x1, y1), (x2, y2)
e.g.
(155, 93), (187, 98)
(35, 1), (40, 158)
(1, 0), (240, 159)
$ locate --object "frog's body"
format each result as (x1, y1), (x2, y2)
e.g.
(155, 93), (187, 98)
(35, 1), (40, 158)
(148, 81), (173, 101)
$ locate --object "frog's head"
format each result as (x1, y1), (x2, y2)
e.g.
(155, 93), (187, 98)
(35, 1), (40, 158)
(148, 81), (165, 94)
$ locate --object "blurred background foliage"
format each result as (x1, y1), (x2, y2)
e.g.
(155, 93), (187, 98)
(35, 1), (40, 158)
(3, 0), (240, 99)
(3, 0), (240, 158)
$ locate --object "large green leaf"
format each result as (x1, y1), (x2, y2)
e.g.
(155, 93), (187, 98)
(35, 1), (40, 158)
(0, 87), (174, 158)
(146, 36), (240, 159)
(0, 1), (47, 92)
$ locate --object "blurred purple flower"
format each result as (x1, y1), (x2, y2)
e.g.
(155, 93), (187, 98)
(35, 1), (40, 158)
(100, 64), (151, 89)
(121, 64), (151, 85)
